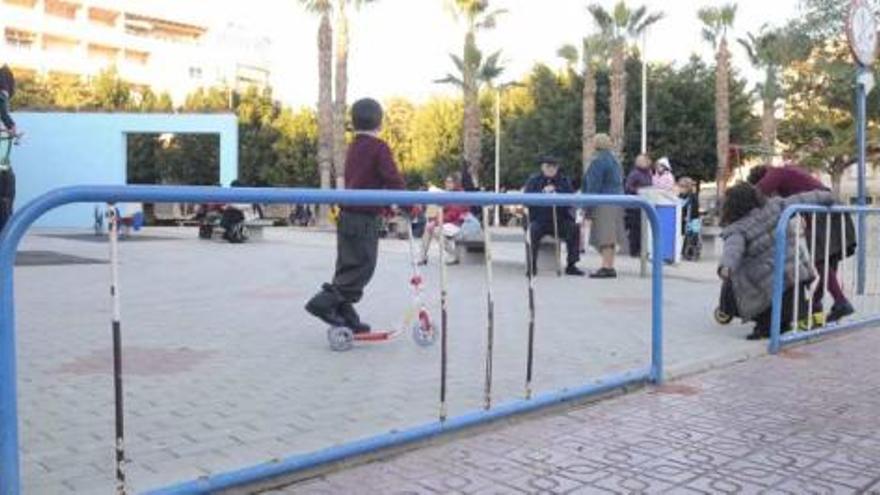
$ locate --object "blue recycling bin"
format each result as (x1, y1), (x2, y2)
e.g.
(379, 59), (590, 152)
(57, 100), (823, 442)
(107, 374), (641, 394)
(656, 204), (678, 263)
(638, 188), (683, 264)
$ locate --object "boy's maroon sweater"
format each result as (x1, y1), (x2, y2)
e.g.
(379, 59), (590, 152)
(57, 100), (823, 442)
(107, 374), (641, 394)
(343, 133), (405, 214)
(755, 165), (827, 198)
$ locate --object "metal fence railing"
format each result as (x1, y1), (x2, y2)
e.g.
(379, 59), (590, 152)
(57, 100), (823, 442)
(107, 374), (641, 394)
(769, 205), (878, 354)
(0, 185), (665, 495)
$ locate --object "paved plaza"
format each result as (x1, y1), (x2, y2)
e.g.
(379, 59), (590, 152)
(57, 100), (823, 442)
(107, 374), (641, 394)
(10, 226), (879, 493)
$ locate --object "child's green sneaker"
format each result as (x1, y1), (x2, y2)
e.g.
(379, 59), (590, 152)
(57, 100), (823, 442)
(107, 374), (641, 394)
(798, 312), (826, 331)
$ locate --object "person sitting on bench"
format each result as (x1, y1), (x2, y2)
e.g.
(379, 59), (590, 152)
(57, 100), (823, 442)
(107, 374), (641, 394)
(523, 156), (584, 276)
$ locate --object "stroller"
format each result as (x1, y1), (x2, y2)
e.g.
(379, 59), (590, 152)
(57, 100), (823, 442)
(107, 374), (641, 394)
(681, 201), (702, 261)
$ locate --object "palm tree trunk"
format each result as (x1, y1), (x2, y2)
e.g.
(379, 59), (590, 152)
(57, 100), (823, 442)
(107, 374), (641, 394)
(333, 0), (349, 189)
(610, 41), (626, 155)
(317, 11), (333, 222)
(463, 31), (482, 185)
(715, 38), (730, 200)
(582, 65), (597, 173)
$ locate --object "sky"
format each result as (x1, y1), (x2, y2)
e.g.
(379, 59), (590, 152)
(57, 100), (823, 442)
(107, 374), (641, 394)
(163, 0), (804, 107)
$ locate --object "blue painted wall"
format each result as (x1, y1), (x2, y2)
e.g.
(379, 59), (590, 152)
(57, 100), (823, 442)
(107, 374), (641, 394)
(10, 112), (238, 227)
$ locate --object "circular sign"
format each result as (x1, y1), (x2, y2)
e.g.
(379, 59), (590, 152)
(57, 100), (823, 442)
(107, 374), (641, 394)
(848, 0), (878, 66)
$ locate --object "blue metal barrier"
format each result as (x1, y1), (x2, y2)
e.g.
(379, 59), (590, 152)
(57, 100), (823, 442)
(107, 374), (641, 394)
(769, 204), (879, 354)
(0, 185), (664, 494)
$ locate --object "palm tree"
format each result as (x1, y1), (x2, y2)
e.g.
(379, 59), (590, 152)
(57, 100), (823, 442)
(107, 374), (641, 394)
(738, 24), (811, 161)
(698, 3), (737, 199)
(588, 1), (663, 155)
(558, 35), (608, 172)
(300, 0), (334, 194)
(333, 0), (377, 188)
(440, 0), (506, 184)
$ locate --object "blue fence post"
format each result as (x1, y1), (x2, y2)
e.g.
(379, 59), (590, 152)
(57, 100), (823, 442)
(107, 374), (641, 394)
(768, 206), (795, 354)
(645, 205), (664, 384)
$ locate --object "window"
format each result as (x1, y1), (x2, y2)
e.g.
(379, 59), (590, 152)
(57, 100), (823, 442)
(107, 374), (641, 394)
(4, 28), (36, 49)
(124, 50), (149, 66)
(42, 34), (78, 53)
(87, 43), (119, 62)
(45, 0), (79, 20)
(2, 0), (37, 8)
(189, 67), (203, 79)
(88, 7), (119, 28)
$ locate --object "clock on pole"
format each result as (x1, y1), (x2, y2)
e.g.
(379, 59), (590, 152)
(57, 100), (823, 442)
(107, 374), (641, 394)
(848, 0), (878, 66)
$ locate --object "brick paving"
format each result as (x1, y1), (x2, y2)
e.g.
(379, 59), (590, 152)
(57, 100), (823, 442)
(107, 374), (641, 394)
(269, 330), (880, 494)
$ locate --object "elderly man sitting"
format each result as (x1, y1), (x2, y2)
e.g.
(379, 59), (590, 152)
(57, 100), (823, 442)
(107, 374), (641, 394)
(523, 156), (584, 276)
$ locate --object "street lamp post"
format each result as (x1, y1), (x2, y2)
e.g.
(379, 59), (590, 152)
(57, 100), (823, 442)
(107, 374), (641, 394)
(494, 87), (501, 227)
(493, 82), (520, 227)
(641, 28), (648, 155)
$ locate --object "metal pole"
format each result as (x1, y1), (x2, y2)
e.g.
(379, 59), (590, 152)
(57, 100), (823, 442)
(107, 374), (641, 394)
(108, 205), (127, 494)
(494, 89), (501, 227)
(438, 206), (448, 422)
(482, 206), (494, 410)
(857, 64), (868, 295)
(641, 29), (648, 155)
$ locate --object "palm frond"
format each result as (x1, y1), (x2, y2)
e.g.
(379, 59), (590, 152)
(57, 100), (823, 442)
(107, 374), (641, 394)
(697, 7), (719, 29)
(612, 1), (629, 28)
(557, 44), (579, 65)
(737, 36), (758, 65)
(701, 27), (717, 47)
(450, 54), (465, 74)
(299, 0), (332, 14)
(721, 3), (738, 27)
(628, 6), (647, 31)
(482, 50), (502, 70)
(635, 11), (664, 35)
(435, 74), (464, 87)
(587, 4), (615, 33)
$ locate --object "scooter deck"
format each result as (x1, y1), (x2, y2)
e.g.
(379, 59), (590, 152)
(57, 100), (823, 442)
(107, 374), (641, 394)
(352, 330), (399, 342)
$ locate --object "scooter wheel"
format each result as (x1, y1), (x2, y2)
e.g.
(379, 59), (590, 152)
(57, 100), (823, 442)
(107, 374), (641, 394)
(411, 320), (437, 347)
(714, 307), (733, 325)
(327, 326), (354, 351)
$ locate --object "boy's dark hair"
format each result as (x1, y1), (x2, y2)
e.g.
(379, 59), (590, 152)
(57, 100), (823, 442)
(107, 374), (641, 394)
(747, 165), (769, 185)
(721, 182), (767, 226)
(351, 98), (383, 131)
(0, 65), (14, 98)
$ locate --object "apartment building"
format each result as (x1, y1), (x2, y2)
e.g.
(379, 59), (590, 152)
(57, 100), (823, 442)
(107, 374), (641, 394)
(0, 0), (271, 102)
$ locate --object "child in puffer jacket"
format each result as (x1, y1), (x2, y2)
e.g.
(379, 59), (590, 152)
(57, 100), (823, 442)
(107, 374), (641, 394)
(718, 183), (835, 340)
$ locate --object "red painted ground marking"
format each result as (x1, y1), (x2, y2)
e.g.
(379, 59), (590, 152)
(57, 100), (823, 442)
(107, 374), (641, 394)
(54, 346), (217, 376)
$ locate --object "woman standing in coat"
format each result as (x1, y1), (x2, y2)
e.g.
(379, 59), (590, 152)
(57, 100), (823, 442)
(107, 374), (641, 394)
(582, 134), (627, 279)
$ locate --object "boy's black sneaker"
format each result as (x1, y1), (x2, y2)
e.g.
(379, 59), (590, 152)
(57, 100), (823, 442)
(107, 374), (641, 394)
(338, 302), (371, 334)
(827, 301), (855, 323)
(305, 286), (346, 327)
(565, 265), (585, 276)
